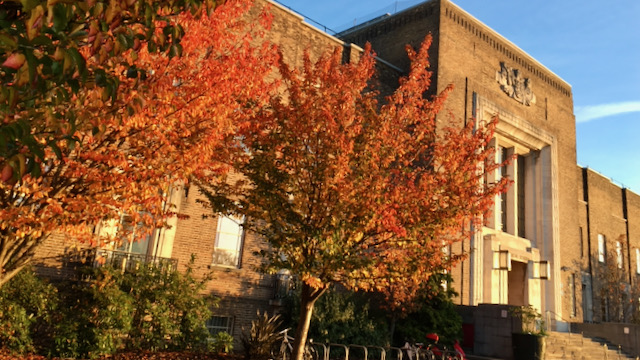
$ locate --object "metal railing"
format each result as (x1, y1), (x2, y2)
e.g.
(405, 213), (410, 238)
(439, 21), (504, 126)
(65, 248), (177, 273)
(277, 333), (462, 360)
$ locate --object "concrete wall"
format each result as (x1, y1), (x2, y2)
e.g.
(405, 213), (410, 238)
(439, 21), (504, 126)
(459, 304), (525, 360)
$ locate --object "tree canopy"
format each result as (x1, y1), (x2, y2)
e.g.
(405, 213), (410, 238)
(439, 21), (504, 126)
(199, 35), (508, 360)
(0, 0), (277, 287)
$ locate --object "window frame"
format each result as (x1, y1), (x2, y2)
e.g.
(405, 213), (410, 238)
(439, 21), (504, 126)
(597, 234), (606, 263)
(212, 215), (245, 268)
(206, 315), (234, 337)
(616, 241), (623, 269)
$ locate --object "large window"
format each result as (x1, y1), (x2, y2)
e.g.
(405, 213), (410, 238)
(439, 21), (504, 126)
(488, 139), (534, 239)
(616, 241), (623, 269)
(117, 215), (153, 255)
(212, 215), (244, 267)
(598, 234), (606, 263)
(497, 146), (508, 232)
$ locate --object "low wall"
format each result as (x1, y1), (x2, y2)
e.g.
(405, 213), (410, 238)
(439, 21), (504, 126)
(458, 304), (522, 360)
(571, 322), (640, 357)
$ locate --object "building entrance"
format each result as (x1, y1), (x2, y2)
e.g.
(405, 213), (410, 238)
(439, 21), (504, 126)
(508, 261), (527, 306)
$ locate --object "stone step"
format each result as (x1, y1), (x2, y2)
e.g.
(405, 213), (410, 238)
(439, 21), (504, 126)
(544, 331), (636, 360)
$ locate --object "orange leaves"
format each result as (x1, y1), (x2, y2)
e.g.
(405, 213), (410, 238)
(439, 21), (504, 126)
(201, 33), (506, 319)
(0, 0), (278, 287)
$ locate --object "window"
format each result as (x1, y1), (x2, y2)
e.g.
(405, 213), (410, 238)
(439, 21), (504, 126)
(570, 273), (577, 318)
(598, 234), (606, 263)
(616, 241), (623, 269)
(579, 227), (584, 258)
(636, 249), (640, 274)
(212, 215), (244, 267)
(497, 146), (509, 232)
(118, 215), (153, 255)
(206, 316), (233, 336)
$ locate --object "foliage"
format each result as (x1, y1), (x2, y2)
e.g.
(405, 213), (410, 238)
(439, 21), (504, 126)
(284, 287), (388, 346)
(240, 311), (284, 360)
(594, 235), (637, 323)
(199, 34), (508, 360)
(393, 280), (462, 347)
(0, 260), (214, 359)
(0, 0), (277, 288)
(509, 305), (546, 336)
(0, 0), (219, 170)
(53, 268), (135, 359)
(121, 259), (214, 352)
(0, 267), (58, 354)
(0, 296), (33, 354)
(209, 332), (234, 354)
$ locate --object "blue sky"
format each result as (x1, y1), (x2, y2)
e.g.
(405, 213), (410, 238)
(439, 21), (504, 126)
(275, 0), (640, 192)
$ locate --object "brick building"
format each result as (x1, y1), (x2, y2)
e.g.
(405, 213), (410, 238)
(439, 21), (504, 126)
(30, 0), (640, 349)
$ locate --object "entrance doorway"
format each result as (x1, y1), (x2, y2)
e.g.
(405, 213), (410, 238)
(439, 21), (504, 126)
(508, 261), (527, 305)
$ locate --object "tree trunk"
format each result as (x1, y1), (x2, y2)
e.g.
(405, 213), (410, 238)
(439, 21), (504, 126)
(291, 282), (327, 360)
(389, 312), (398, 342)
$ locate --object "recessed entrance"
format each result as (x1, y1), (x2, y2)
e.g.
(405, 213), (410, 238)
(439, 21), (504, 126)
(508, 261), (527, 306)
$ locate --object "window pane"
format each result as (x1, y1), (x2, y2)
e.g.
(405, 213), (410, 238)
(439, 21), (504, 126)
(206, 316), (233, 336)
(598, 234), (606, 263)
(213, 215), (244, 267)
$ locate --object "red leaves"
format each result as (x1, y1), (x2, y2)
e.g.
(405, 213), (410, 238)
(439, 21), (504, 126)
(204, 33), (508, 318)
(1, 53), (26, 70)
(0, 0), (277, 286)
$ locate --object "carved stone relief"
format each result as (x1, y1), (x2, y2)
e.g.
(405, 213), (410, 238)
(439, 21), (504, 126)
(495, 62), (536, 106)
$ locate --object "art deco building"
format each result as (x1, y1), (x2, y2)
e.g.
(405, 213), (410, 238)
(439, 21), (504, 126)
(33, 0), (640, 354)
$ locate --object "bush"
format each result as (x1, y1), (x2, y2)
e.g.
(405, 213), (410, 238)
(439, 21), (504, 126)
(284, 287), (389, 346)
(53, 268), (134, 359)
(393, 293), (462, 346)
(0, 297), (33, 353)
(0, 267), (58, 354)
(210, 331), (234, 353)
(241, 311), (283, 360)
(121, 259), (214, 352)
(0, 257), (214, 359)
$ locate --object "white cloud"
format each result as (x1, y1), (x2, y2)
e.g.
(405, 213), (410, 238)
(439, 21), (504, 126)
(575, 101), (640, 123)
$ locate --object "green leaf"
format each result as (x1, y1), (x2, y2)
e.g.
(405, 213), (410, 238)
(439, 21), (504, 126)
(117, 33), (130, 50)
(20, 0), (40, 12)
(0, 33), (18, 51)
(48, 140), (63, 159)
(66, 47), (87, 81)
(24, 49), (37, 86)
(29, 35), (52, 46)
(52, 3), (71, 32)
(147, 41), (157, 53)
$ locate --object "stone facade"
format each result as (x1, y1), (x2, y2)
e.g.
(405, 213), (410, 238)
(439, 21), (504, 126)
(340, 0), (577, 326)
(28, 0), (639, 349)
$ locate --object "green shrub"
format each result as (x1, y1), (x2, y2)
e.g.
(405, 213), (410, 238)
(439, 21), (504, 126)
(0, 258), (213, 358)
(53, 268), (134, 359)
(284, 287), (389, 346)
(210, 331), (234, 353)
(0, 267), (58, 354)
(121, 258), (214, 352)
(0, 297), (33, 353)
(393, 275), (462, 347)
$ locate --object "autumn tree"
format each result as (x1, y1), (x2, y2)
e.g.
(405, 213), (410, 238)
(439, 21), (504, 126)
(0, 0), (277, 287)
(0, 0), (223, 177)
(199, 35), (508, 360)
(595, 235), (638, 323)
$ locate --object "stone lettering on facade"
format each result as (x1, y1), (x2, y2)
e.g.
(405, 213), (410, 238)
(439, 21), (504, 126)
(496, 62), (536, 106)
